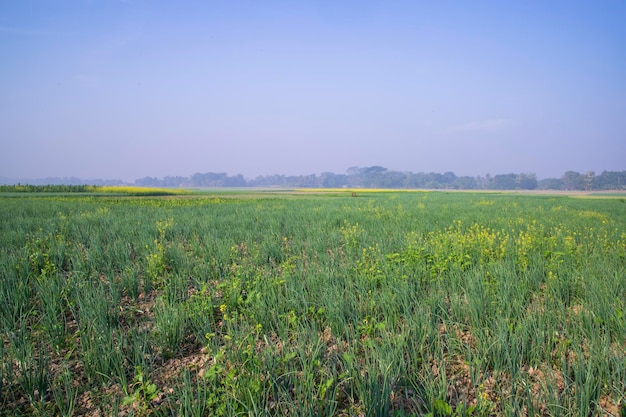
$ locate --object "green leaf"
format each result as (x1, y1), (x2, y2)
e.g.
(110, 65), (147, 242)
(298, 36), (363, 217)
(433, 399), (452, 415)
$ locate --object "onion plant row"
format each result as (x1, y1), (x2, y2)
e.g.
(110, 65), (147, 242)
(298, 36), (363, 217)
(0, 191), (624, 416)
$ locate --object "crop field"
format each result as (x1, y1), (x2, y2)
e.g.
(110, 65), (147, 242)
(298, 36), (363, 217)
(0, 190), (625, 416)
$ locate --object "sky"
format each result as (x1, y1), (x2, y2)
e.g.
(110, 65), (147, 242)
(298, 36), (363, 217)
(1, 1), (625, 181)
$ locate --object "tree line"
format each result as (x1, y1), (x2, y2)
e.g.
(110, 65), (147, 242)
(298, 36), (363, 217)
(0, 184), (98, 193)
(135, 168), (626, 191)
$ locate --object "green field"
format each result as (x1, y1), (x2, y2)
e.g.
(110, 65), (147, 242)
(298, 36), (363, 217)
(1, 190), (625, 416)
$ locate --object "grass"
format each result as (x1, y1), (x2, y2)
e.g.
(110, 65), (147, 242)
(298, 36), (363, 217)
(0, 190), (625, 416)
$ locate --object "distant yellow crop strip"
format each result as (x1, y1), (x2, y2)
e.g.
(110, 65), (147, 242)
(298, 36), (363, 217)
(96, 186), (190, 195)
(295, 188), (428, 194)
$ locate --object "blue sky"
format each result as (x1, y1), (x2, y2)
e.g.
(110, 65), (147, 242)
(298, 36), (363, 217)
(1, 1), (625, 181)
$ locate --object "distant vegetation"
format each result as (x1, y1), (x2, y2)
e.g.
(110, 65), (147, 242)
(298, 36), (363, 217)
(0, 176), (124, 187)
(3, 168), (625, 190)
(135, 167), (626, 191)
(0, 184), (97, 193)
(0, 184), (188, 196)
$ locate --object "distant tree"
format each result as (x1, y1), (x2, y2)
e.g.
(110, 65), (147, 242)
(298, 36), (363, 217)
(298, 174), (318, 187)
(346, 167), (363, 187)
(454, 176), (478, 189)
(562, 171), (584, 190)
(346, 166), (361, 176)
(583, 171), (595, 191)
(443, 172), (457, 185)
(319, 172), (347, 188)
(538, 178), (563, 190)
(161, 176), (186, 187)
(359, 166), (388, 188)
(595, 170), (626, 190)
(404, 172), (428, 188)
(264, 174), (289, 187)
(380, 170), (406, 188)
(517, 173), (538, 190)
(492, 174), (517, 189)
(135, 176), (161, 187)
(480, 174), (493, 189)
(224, 174), (247, 187)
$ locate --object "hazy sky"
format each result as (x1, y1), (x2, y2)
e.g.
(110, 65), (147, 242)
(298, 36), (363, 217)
(1, 1), (625, 181)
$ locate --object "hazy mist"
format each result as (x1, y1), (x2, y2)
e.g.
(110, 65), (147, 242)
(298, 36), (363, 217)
(2, 1), (625, 182)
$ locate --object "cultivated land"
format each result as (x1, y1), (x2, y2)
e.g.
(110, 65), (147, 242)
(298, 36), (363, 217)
(0, 190), (625, 416)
